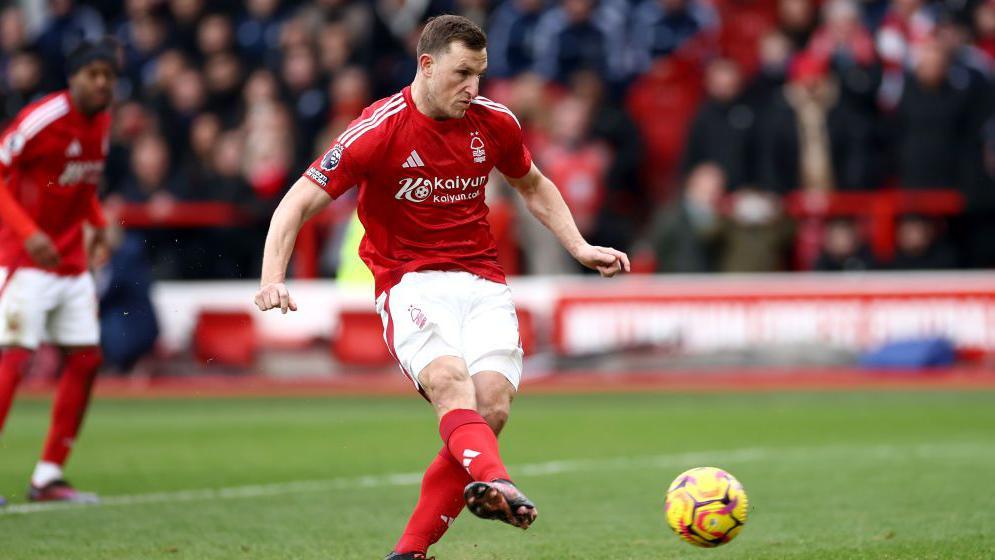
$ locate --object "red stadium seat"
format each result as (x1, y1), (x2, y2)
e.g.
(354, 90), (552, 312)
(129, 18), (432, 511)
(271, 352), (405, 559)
(193, 310), (257, 367)
(626, 52), (705, 199)
(714, 0), (777, 76)
(333, 310), (393, 365)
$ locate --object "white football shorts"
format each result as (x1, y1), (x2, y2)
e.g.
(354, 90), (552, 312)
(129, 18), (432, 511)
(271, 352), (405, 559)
(376, 270), (524, 393)
(0, 267), (100, 349)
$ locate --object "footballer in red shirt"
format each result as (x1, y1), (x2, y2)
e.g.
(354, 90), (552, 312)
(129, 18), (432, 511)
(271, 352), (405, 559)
(255, 16), (629, 558)
(0, 39), (118, 505)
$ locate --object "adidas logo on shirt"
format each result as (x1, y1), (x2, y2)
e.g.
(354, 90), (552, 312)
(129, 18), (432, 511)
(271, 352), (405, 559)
(65, 139), (82, 157)
(401, 149), (425, 168)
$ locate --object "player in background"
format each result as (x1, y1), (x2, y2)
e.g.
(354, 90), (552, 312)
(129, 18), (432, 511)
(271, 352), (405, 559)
(0, 39), (118, 505)
(254, 15), (629, 559)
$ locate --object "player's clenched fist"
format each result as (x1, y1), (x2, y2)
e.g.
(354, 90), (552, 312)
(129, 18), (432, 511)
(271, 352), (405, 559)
(573, 244), (631, 278)
(254, 282), (298, 314)
(24, 232), (60, 269)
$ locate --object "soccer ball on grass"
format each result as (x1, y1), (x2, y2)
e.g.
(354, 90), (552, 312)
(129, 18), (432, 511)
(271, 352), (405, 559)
(665, 466), (748, 548)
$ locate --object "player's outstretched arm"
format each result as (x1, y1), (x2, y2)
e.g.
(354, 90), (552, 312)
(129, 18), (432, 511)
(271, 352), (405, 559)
(505, 163), (630, 278)
(255, 177), (332, 313)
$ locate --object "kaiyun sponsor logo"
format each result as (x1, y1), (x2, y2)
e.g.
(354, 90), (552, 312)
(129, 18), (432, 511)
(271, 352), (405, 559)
(394, 175), (488, 203)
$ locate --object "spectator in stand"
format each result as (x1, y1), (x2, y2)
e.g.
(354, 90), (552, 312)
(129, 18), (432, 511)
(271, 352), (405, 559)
(104, 101), (154, 195)
(314, 18), (356, 76)
(935, 15), (994, 114)
(107, 0), (152, 43)
(719, 188), (794, 271)
(279, 14), (312, 52)
(757, 53), (875, 194)
(241, 99), (295, 201)
(158, 67), (207, 165)
(236, 0), (286, 70)
(2, 50), (46, 125)
(457, 0), (492, 27)
(778, 0), (818, 50)
(280, 44), (329, 168)
(519, 94), (612, 273)
(0, 5), (27, 54)
(1, 6), (32, 98)
(325, 66), (372, 137)
(807, 0), (881, 113)
(630, 0), (719, 73)
(641, 162), (726, 273)
(533, 0), (628, 84)
(893, 39), (974, 189)
(571, 70), (646, 246)
(496, 72), (551, 147)
(959, 117), (995, 267)
(144, 48), (186, 102)
(682, 58), (756, 190)
(243, 67), (281, 107)
(33, 0), (106, 88)
(118, 13), (169, 99)
(97, 227), (160, 374)
(542, 95), (611, 239)
(204, 131), (257, 208)
(111, 133), (190, 278)
(888, 214), (958, 269)
(813, 217), (877, 271)
(876, 0), (937, 107)
(202, 131), (268, 278)
(178, 112), (221, 198)
(298, 0), (375, 66)
(169, 0), (205, 58)
(203, 51), (244, 126)
(116, 133), (179, 204)
(745, 30), (794, 109)
(487, 0), (547, 78)
(197, 12), (236, 59)
(976, 0), (995, 65)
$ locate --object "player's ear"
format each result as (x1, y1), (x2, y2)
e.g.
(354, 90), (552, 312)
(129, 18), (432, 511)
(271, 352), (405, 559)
(419, 53), (434, 77)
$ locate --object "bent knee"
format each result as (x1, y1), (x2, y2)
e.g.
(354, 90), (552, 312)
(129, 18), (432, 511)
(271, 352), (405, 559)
(420, 358), (475, 411)
(422, 361), (472, 390)
(479, 404), (511, 434)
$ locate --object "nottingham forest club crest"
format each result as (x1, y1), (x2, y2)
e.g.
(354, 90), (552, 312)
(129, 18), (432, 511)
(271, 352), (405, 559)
(470, 131), (486, 163)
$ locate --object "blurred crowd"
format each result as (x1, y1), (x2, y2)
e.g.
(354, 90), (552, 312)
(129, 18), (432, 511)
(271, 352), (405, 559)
(3, 0), (995, 282)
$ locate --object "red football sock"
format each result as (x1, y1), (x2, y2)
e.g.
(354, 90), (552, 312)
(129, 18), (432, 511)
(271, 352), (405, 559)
(0, 347), (32, 433)
(395, 447), (471, 554)
(41, 348), (101, 466)
(440, 409), (510, 482)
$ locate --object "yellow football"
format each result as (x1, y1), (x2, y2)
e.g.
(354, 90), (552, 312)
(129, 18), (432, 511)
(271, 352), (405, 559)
(665, 466), (749, 547)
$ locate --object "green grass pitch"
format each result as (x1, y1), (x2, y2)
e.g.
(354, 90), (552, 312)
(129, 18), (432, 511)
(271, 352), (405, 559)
(1, 390), (993, 559)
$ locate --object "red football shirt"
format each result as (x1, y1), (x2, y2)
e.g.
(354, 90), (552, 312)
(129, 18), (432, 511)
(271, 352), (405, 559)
(0, 91), (111, 275)
(304, 86), (533, 296)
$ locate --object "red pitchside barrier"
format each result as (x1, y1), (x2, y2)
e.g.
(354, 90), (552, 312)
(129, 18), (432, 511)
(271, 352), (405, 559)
(552, 275), (995, 356)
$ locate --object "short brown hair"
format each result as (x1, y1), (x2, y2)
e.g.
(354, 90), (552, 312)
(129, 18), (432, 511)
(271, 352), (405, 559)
(417, 15), (487, 57)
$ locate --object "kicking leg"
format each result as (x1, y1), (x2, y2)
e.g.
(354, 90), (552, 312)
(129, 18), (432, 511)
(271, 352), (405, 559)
(461, 371), (536, 529)
(391, 371), (519, 555)
(391, 446), (469, 557)
(421, 356), (515, 484)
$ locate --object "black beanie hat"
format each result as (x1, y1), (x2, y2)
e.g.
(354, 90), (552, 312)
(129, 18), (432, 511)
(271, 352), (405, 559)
(66, 37), (120, 77)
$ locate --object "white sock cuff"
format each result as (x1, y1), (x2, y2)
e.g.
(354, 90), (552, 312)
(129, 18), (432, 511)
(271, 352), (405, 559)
(31, 461), (64, 488)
